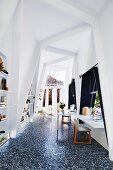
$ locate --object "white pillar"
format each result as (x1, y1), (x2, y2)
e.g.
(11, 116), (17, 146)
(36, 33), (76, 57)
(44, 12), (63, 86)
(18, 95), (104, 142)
(74, 54), (81, 115)
(52, 88), (57, 114)
(92, 22), (113, 160)
(60, 87), (68, 109)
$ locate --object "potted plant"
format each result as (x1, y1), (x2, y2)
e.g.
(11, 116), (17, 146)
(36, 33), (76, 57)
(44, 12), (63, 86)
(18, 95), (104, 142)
(60, 102), (65, 109)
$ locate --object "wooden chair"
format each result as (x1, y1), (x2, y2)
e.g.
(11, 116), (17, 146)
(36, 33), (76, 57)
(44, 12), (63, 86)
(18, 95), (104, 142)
(74, 119), (91, 144)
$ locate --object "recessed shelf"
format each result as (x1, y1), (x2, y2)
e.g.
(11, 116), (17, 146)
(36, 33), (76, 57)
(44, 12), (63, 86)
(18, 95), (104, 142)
(0, 131), (6, 136)
(0, 105), (17, 109)
(28, 95), (34, 97)
(0, 51), (7, 59)
(0, 89), (16, 94)
(0, 72), (8, 78)
(0, 118), (7, 122)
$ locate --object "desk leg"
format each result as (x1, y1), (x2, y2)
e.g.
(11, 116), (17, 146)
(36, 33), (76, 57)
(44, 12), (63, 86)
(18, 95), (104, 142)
(57, 115), (59, 140)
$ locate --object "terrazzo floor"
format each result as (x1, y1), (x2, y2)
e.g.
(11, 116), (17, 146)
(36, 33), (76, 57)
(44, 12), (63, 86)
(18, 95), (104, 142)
(0, 115), (113, 170)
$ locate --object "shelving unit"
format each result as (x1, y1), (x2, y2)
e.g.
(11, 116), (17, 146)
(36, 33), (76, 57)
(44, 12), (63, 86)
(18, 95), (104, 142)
(20, 90), (35, 126)
(28, 93), (35, 117)
(0, 51), (15, 144)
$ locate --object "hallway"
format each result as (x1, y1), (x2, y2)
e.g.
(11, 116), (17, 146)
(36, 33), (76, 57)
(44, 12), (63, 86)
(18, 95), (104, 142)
(0, 115), (113, 170)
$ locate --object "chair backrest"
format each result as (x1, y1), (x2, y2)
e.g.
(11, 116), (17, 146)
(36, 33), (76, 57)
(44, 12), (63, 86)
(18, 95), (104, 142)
(74, 119), (79, 130)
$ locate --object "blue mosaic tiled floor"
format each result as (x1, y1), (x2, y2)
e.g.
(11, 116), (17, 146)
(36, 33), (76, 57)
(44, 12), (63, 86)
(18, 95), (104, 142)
(0, 115), (113, 170)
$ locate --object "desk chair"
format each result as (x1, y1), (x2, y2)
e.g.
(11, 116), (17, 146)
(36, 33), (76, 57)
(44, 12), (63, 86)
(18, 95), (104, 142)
(74, 119), (91, 144)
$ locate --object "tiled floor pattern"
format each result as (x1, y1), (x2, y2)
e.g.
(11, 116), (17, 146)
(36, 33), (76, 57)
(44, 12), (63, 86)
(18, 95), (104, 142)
(0, 115), (113, 170)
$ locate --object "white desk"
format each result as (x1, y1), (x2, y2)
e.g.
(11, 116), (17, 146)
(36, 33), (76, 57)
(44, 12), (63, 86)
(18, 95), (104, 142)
(73, 115), (104, 129)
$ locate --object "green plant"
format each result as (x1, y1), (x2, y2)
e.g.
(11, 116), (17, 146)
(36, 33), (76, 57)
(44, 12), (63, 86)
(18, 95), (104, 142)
(94, 93), (100, 108)
(60, 102), (65, 109)
(0, 137), (6, 144)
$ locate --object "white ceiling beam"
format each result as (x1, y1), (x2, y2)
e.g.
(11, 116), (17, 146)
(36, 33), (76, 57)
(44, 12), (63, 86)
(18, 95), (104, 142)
(40, 23), (91, 47)
(46, 65), (69, 71)
(44, 46), (76, 56)
(42, 0), (95, 25)
(45, 55), (75, 66)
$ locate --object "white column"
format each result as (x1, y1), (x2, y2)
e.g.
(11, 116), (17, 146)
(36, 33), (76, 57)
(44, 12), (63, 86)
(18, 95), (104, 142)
(52, 88), (57, 114)
(45, 88), (49, 107)
(60, 87), (68, 109)
(60, 88), (64, 103)
(74, 54), (81, 115)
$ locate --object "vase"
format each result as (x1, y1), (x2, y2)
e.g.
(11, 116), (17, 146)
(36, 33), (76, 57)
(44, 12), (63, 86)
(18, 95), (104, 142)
(62, 109), (64, 114)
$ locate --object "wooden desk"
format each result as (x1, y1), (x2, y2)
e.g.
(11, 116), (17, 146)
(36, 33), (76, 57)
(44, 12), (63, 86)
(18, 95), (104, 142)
(72, 115), (104, 129)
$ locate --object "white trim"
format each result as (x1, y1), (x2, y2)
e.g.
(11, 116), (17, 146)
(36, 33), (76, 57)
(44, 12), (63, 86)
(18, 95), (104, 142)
(45, 55), (76, 66)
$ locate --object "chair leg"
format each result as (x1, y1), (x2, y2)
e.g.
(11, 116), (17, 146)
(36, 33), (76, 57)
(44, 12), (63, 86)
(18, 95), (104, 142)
(61, 116), (63, 123)
(88, 131), (91, 144)
(74, 125), (77, 144)
(69, 116), (71, 123)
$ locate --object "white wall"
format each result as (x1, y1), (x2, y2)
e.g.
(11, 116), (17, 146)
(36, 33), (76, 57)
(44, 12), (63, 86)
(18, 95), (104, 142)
(0, 1), (41, 134)
(92, 0), (113, 161)
(0, 1), (21, 136)
(77, 30), (97, 75)
(0, 0), (19, 41)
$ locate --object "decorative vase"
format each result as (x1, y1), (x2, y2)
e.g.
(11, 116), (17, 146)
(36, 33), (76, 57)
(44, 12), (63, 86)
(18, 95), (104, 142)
(62, 109), (64, 114)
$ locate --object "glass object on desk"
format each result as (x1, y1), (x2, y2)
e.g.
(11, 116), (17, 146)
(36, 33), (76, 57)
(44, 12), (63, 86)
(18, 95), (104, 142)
(70, 104), (75, 111)
(92, 107), (102, 121)
(62, 109), (65, 114)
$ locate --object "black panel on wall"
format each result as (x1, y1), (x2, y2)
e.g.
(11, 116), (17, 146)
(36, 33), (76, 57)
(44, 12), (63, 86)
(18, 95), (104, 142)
(80, 66), (107, 142)
(93, 67), (108, 143)
(68, 79), (77, 109)
(80, 68), (97, 115)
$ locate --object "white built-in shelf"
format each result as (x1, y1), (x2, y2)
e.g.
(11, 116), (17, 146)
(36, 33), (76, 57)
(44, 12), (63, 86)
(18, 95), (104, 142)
(22, 111), (28, 116)
(0, 89), (16, 94)
(6, 105), (17, 108)
(0, 51), (7, 59)
(0, 105), (17, 109)
(0, 72), (8, 78)
(0, 118), (7, 122)
(28, 95), (34, 97)
(0, 132), (6, 137)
